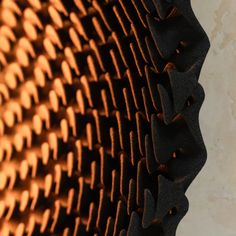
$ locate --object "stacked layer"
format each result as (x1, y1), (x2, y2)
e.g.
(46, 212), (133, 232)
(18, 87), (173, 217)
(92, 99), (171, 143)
(0, 0), (209, 235)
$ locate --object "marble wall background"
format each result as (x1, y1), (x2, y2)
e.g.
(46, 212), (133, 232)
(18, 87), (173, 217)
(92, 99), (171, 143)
(177, 0), (236, 235)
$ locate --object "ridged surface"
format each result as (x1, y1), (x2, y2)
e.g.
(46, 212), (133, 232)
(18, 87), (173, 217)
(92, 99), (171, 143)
(0, 0), (209, 235)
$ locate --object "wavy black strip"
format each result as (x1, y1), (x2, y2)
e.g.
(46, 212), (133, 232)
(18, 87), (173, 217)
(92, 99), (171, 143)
(0, 0), (209, 235)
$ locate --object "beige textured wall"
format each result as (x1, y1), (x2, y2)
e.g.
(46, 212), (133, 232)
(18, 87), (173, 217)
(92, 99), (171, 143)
(177, 0), (236, 235)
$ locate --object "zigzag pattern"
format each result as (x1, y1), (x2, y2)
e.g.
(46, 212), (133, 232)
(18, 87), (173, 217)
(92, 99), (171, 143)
(0, 0), (209, 235)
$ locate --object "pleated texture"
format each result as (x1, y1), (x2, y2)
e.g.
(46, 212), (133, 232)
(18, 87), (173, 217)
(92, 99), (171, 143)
(0, 0), (209, 235)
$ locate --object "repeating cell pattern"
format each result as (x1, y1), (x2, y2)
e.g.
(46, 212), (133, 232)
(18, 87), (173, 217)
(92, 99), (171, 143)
(0, 0), (209, 235)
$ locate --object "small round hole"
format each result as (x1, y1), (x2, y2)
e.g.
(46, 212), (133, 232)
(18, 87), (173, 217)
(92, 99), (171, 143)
(172, 150), (181, 159)
(168, 207), (178, 216)
(172, 152), (177, 159)
(185, 96), (195, 107)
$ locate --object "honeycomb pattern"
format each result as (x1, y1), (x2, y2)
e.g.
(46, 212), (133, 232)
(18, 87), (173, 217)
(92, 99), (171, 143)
(0, 0), (209, 235)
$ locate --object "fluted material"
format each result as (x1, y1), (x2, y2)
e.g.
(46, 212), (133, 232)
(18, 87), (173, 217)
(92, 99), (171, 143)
(0, 0), (209, 235)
